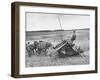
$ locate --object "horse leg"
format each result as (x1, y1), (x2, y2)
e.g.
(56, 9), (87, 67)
(37, 48), (41, 55)
(28, 51), (31, 57)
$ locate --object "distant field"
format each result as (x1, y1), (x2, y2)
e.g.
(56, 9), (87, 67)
(25, 28), (90, 67)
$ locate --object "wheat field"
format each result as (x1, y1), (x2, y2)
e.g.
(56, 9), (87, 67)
(25, 29), (90, 67)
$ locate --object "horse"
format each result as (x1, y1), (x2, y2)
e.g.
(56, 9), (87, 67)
(36, 41), (53, 56)
(26, 43), (34, 57)
(26, 41), (39, 57)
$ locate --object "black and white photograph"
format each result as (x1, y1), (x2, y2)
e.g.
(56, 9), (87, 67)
(25, 13), (90, 67)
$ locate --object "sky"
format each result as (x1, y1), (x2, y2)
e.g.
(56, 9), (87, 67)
(26, 12), (90, 31)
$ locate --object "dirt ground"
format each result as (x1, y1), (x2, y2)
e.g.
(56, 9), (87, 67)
(25, 29), (90, 67)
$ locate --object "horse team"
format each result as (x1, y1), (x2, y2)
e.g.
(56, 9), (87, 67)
(26, 41), (53, 57)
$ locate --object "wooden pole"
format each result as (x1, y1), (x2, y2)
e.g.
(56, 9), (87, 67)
(58, 15), (63, 41)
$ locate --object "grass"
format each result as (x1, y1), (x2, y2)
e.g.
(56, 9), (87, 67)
(26, 51), (89, 67)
